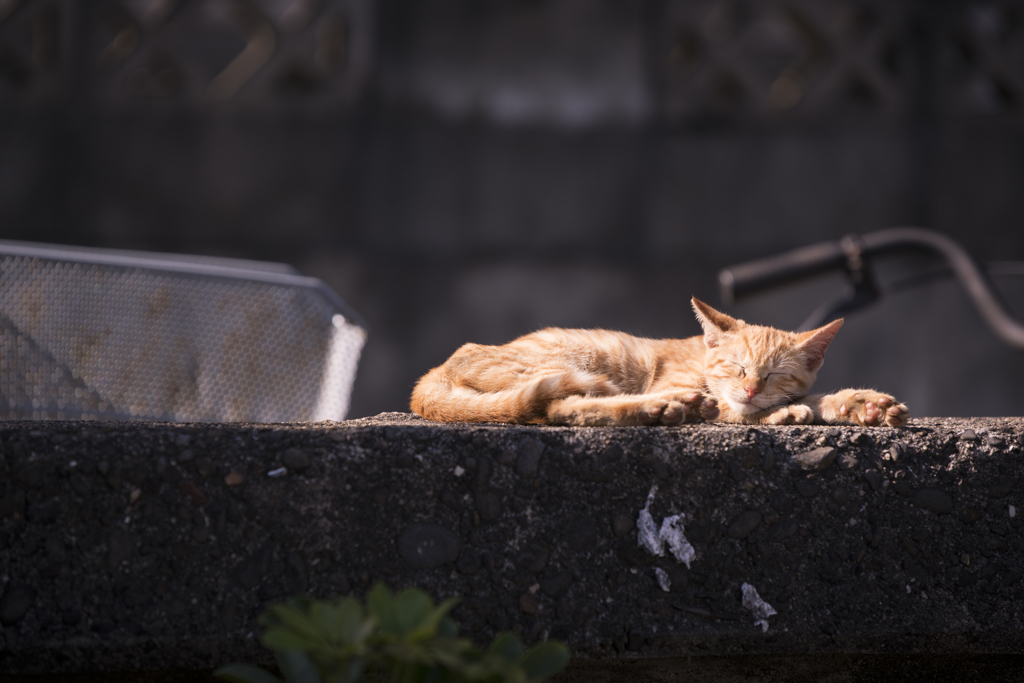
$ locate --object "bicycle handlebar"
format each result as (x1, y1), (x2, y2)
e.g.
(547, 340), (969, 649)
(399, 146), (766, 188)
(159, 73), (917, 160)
(719, 227), (1024, 351)
(718, 241), (848, 301)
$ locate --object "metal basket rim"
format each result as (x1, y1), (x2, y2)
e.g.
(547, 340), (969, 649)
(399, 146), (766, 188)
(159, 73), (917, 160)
(0, 239), (368, 331)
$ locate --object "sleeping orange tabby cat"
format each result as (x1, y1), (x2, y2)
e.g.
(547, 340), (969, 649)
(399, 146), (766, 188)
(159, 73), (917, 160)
(411, 297), (908, 427)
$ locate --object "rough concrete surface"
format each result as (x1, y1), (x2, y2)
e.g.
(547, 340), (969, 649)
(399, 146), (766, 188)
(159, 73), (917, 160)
(0, 415), (1022, 680)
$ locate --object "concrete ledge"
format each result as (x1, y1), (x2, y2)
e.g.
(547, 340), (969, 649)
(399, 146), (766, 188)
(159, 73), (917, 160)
(0, 415), (1022, 675)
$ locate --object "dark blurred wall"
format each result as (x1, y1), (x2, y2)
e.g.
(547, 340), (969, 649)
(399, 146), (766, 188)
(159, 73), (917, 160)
(1, 0), (1023, 418)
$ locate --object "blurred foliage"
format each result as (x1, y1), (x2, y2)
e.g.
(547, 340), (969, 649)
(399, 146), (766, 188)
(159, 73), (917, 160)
(214, 583), (570, 683)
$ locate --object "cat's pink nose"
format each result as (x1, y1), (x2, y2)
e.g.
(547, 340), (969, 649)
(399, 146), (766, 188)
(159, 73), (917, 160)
(746, 388), (759, 399)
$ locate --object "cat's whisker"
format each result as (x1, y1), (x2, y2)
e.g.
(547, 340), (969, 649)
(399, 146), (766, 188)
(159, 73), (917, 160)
(775, 357), (803, 373)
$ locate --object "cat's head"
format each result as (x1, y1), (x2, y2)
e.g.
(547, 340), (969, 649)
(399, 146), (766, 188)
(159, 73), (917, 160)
(691, 297), (843, 416)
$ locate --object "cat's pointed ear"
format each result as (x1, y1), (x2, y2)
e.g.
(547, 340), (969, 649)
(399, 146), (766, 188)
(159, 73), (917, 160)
(692, 297), (742, 348)
(797, 318), (844, 371)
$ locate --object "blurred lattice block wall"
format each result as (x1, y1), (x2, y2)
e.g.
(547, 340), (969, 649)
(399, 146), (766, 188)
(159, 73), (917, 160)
(1, 1), (1023, 417)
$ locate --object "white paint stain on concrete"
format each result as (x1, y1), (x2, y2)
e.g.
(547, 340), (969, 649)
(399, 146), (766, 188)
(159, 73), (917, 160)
(741, 582), (777, 633)
(659, 515), (696, 568)
(637, 485), (697, 568)
(637, 486), (664, 556)
(654, 567), (671, 592)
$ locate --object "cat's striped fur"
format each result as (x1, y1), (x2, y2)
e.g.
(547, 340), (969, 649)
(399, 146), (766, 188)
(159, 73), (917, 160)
(410, 298), (908, 427)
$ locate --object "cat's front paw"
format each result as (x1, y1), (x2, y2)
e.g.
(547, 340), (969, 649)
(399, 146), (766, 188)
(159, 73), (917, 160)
(693, 393), (720, 421)
(640, 398), (691, 426)
(831, 390), (909, 427)
(643, 392), (718, 425)
(659, 391), (719, 425)
(764, 404), (814, 425)
(638, 398), (674, 425)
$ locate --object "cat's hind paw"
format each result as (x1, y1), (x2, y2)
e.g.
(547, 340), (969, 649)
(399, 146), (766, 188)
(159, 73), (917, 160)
(763, 404), (815, 425)
(831, 390), (909, 427)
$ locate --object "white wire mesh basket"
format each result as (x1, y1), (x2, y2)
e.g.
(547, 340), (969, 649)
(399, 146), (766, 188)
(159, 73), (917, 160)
(0, 240), (366, 422)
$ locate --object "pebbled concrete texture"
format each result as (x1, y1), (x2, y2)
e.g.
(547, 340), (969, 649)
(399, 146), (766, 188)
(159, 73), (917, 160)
(0, 414), (1022, 676)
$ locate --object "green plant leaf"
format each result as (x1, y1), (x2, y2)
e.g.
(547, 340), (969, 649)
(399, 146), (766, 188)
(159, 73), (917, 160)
(407, 597), (460, 642)
(264, 604), (329, 643)
(428, 639), (476, 673)
(393, 587), (434, 636)
(275, 649), (322, 683)
(291, 596), (315, 613)
(381, 640), (435, 667)
(421, 666), (447, 683)
(520, 642), (571, 682)
(213, 664), (284, 683)
(263, 628), (320, 653)
(429, 635), (473, 655)
(225, 586), (572, 683)
(487, 633), (523, 664)
(500, 669), (528, 683)
(353, 614), (378, 644)
(437, 616), (459, 638)
(313, 598), (364, 644)
(367, 583), (398, 636)
(342, 657), (367, 683)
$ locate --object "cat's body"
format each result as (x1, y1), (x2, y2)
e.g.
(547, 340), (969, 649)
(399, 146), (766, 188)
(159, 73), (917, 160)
(411, 298), (908, 428)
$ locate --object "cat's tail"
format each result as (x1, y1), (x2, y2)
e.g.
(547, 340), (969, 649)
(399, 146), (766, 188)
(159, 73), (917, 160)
(410, 368), (586, 423)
